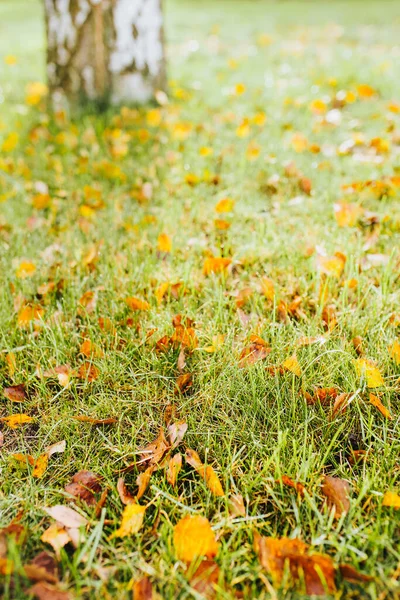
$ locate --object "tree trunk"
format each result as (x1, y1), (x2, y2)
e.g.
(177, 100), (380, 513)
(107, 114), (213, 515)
(44, 0), (166, 108)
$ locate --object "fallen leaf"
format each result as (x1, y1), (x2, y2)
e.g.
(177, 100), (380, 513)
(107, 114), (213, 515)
(228, 493), (245, 517)
(45, 440), (66, 457)
(239, 337), (270, 367)
(43, 505), (88, 528)
(321, 476), (351, 517)
(339, 564), (374, 583)
(0, 413), (34, 428)
(3, 384), (27, 402)
(352, 336), (364, 356)
(369, 394), (393, 420)
(382, 491), (400, 509)
(125, 297), (150, 311)
(277, 475), (305, 497)
(260, 277), (275, 301)
(203, 257), (231, 276)
(23, 551), (58, 583)
(17, 304), (44, 328)
(255, 534), (336, 596)
(64, 471), (102, 505)
(166, 453), (182, 487)
(317, 253), (346, 278)
(173, 515), (219, 563)
(282, 355), (302, 377)
(295, 336), (326, 347)
(388, 340), (400, 365)
(110, 503), (146, 538)
(354, 358), (384, 388)
(190, 559), (220, 598)
(41, 524), (71, 559)
(186, 449), (224, 497)
(157, 233), (172, 253)
(33, 454), (49, 478)
(136, 466), (154, 501)
(175, 372), (193, 394)
(215, 197), (234, 213)
(168, 420), (188, 448)
(28, 582), (71, 600)
(77, 362), (99, 382)
(139, 428), (170, 467)
(73, 415), (117, 424)
(331, 392), (355, 417)
(133, 576), (153, 600)
(117, 478), (136, 505)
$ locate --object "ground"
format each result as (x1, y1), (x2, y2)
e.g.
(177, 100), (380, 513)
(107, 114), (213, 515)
(0, 0), (399, 598)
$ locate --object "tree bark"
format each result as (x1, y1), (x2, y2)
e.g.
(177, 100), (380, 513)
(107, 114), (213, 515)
(44, 0), (166, 108)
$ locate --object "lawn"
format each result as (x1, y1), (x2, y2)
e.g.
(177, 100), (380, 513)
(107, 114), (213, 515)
(0, 0), (399, 598)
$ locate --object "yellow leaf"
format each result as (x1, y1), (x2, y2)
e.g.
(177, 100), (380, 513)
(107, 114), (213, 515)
(317, 253), (346, 278)
(2, 132), (19, 152)
(186, 449), (224, 497)
(173, 515), (219, 563)
(4, 55), (17, 66)
(204, 334), (225, 353)
(203, 257), (231, 276)
(282, 355), (302, 377)
(146, 109), (162, 127)
(0, 414), (34, 429)
(25, 81), (48, 106)
(382, 491), (400, 509)
(41, 523), (71, 559)
(157, 233), (172, 253)
(261, 277), (275, 301)
(291, 133), (308, 153)
(5, 352), (16, 377)
(16, 261), (36, 279)
(215, 197), (234, 213)
(369, 394), (392, 420)
(354, 359), (384, 388)
(334, 203), (363, 227)
(389, 340), (400, 365)
(33, 454), (49, 478)
(17, 305), (44, 329)
(125, 297), (150, 311)
(110, 503), (146, 539)
(199, 146), (213, 157)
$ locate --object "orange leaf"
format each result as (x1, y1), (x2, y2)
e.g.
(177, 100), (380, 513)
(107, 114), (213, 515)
(173, 516), (219, 563)
(388, 340), (400, 365)
(166, 453), (182, 487)
(125, 297), (150, 311)
(33, 454), (49, 479)
(3, 384), (26, 402)
(321, 476), (351, 517)
(0, 414), (34, 429)
(382, 491), (400, 509)
(260, 277), (275, 301)
(203, 257), (231, 276)
(369, 394), (393, 420)
(157, 233), (172, 253)
(186, 448), (224, 497)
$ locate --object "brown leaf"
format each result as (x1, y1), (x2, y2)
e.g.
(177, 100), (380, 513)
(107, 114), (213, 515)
(166, 453), (182, 487)
(168, 420), (188, 448)
(136, 466), (154, 501)
(331, 392), (354, 417)
(369, 393), (393, 420)
(3, 384), (26, 402)
(239, 338), (270, 367)
(77, 362), (99, 382)
(190, 559), (220, 598)
(277, 475), (305, 497)
(255, 534), (336, 596)
(339, 564), (374, 583)
(352, 336), (364, 356)
(64, 471), (102, 506)
(44, 505), (88, 529)
(23, 552), (58, 583)
(133, 576), (153, 600)
(139, 428), (170, 467)
(28, 582), (71, 600)
(177, 347), (186, 372)
(186, 449), (224, 497)
(321, 476), (351, 517)
(228, 493), (246, 517)
(117, 478), (136, 505)
(306, 387), (339, 406)
(73, 415), (117, 425)
(175, 373), (193, 394)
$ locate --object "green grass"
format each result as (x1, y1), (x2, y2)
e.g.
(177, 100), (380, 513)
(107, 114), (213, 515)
(0, 0), (400, 598)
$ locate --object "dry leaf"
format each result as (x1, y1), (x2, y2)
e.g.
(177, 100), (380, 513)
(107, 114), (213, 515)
(23, 551), (58, 584)
(41, 524), (71, 559)
(352, 336), (364, 356)
(73, 416), (117, 424)
(215, 197), (234, 213)
(133, 576), (153, 600)
(175, 372), (193, 394)
(43, 505), (88, 528)
(168, 420), (188, 448)
(239, 337), (270, 367)
(0, 413), (34, 428)
(190, 559), (220, 598)
(255, 534), (336, 596)
(278, 475), (305, 497)
(354, 358), (384, 388)
(382, 491), (400, 509)
(261, 277), (275, 301)
(173, 515), (219, 563)
(317, 253), (346, 278)
(64, 471), (102, 505)
(33, 454), (49, 479)
(282, 355), (302, 377)
(203, 257), (231, 276)
(166, 453), (182, 487)
(3, 384), (26, 402)
(117, 478), (136, 505)
(321, 476), (351, 517)
(186, 449), (224, 497)
(339, 564), (374, 583)
(136, 466), (154, 501)
(110, 503), (146, 538)
(125, 297), (150, 311)
(369, 394), (393, 420)
(157, 233), (172, 253)
(139, 428), (170, 467)
(77, 362), (99, 382)
(28, 582), (71, 600)
(388, 340), (400, 365)
(228, 493), (245, 517)
(45, 440), (66, 457)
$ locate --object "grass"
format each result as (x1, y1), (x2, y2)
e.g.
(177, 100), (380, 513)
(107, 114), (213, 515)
(0, 0), (400, 598)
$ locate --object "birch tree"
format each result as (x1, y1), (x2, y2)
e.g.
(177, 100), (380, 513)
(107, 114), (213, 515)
(44, 0), (166, 107)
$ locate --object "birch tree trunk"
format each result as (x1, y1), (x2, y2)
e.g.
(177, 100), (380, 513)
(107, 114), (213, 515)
(44, 0), (166, 108)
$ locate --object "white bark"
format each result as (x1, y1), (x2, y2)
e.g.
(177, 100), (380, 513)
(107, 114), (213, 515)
(44, 0), (166, 107)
